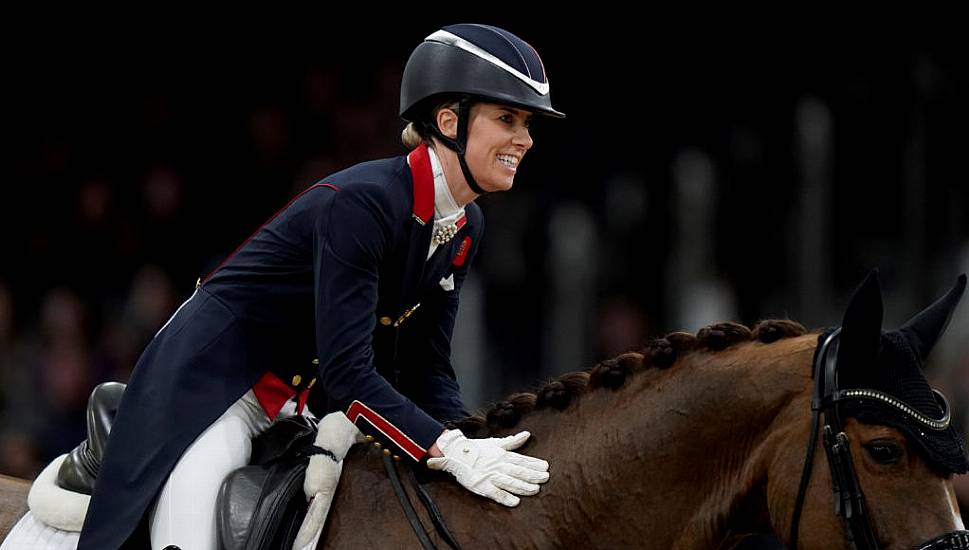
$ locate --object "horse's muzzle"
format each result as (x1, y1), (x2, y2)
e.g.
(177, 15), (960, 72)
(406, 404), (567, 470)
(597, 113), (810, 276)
(912, 531), (969, 550)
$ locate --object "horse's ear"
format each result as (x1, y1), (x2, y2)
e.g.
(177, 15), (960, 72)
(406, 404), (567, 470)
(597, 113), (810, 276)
(899, 273), (967, 365)
(837, 270), (884, 369)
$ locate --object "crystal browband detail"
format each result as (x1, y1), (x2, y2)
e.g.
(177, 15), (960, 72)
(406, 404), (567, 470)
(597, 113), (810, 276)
(836, 388), (952, 431)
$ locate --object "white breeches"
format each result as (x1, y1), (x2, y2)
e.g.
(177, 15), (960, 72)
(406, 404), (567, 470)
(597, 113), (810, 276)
(147, 390), (302, 550)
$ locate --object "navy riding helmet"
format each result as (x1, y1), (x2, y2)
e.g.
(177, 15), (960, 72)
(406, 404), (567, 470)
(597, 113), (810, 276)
(400, 23), (565, 194)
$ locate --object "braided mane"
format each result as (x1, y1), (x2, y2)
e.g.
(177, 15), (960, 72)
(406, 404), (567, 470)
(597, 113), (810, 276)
(447, 319), (808, 437)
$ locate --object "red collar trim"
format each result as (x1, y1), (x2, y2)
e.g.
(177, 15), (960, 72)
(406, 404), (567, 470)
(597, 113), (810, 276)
(407, 143), (434, 224)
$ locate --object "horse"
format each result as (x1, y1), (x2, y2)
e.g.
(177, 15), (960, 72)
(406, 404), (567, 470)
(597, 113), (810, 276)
(0, 476), (28, 540)
(319, 272), (968, 549)
(1, 271), (967, 549)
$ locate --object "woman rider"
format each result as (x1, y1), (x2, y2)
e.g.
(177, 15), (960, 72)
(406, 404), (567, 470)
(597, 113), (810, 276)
(77, 23), (566, 550)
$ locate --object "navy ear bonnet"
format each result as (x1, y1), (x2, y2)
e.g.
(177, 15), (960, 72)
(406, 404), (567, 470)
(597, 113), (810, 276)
(820, 272), (969, 475)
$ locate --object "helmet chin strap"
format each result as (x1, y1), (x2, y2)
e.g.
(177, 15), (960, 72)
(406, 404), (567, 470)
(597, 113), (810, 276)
(422, 96), (488, 196)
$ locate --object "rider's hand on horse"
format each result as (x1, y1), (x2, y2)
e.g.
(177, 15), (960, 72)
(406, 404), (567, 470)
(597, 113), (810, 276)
(426, 429), (550, 507)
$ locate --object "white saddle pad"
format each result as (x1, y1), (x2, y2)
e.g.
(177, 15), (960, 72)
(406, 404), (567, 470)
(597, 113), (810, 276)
(0, 511), (78, 550)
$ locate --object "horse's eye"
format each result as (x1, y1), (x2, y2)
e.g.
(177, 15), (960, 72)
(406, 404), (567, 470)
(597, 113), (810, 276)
(863, 441), (903, 464)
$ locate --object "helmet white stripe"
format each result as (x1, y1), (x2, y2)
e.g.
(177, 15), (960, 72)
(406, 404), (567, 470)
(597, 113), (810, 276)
(425, 30), (550, 96)
(467, 23), (532, 79)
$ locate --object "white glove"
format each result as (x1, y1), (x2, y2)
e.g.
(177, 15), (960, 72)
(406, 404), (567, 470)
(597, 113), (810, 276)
(294, 412), (366, 550)
(303, 412), (365, 500)
(426, 429), (549, 507)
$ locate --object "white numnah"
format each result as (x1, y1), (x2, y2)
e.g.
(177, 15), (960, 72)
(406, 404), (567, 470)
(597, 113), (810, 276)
(1, 511), (79, 550)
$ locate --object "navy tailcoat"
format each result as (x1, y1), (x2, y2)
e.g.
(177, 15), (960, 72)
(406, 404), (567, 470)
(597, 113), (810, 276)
(77, 143), (482, 549)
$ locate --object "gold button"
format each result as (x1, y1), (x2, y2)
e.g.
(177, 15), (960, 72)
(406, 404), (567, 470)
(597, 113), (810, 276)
(311, 358), (319, 365)
(365, 435), (374, 442)
(383, 449), (391, 456)
(291, 375), (302, 386)
(308, 378), (316, 389)
(379, 316), (392, 326)
(374, 442), (382, 449)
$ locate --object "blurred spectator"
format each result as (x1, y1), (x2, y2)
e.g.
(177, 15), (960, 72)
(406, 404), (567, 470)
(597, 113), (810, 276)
(250, 105), (290, 170)
(144, 164), (183, 223)
(37, 288), (104, 456)
(2, 288), (105, 477)
(0, 280), (37, 478)
(136, 163), (199, 289)
(62, 176), (135, 305)
(596, 297), (651, 360)
(99, 265), (178, 381)
(0, 281), (12, 356)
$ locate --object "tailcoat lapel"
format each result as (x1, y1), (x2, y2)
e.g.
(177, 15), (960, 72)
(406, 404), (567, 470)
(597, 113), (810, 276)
(395, 144), (435, 325)
(398, 143), (473, 318)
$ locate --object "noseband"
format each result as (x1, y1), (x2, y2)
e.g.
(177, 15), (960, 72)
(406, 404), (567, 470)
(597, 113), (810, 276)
(789, 329), (969, 549)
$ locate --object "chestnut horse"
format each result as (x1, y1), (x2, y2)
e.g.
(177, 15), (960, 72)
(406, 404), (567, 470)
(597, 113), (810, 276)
(318, 329), (962, 549)
(1, 273), (966, 549)
(320, 273), (968, 549)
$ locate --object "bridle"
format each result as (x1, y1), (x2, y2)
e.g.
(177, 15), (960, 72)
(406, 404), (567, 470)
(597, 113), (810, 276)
(789, 328), (969, 550)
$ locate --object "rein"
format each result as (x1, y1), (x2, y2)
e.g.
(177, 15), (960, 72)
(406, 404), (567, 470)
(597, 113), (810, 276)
(789, 329), (969, 550)
(383, 454), (462, 550)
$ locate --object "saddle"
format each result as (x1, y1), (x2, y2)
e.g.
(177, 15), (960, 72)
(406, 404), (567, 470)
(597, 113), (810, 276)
(23, 382), (126, 532)
(216, 414), (322, 550)
(32, 383), (418, 549)
(57, 381), (126, 495)
(29, 382), (324, 550)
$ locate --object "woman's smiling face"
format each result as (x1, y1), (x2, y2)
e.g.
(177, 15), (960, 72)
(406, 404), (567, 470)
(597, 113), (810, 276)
(463, 103), (534, 193)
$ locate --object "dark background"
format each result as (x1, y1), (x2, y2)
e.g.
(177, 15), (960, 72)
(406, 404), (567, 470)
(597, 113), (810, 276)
(2, 18), (967, 483)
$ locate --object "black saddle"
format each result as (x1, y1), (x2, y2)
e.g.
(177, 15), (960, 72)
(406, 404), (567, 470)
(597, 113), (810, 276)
(56, 383), (321, 550)
(216, 415), (322, 550)
(56, 381), (126, 494)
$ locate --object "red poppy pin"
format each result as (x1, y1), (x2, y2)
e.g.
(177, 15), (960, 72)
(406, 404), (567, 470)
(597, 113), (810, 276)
(452, 236), (471, 266)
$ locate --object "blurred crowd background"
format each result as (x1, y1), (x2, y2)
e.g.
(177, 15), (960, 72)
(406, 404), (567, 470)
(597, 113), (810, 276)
(2, 18), (967, 511)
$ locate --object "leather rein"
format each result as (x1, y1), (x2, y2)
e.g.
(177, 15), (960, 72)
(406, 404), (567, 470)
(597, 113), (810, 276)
(384, 453), (462, 550)
(789, 329), (969, 550)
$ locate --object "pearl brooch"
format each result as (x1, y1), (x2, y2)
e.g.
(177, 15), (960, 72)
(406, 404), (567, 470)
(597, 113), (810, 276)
(433, 223), (458, 245)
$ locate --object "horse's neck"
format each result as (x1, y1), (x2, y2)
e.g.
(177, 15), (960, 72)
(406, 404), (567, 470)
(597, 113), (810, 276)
(489, 336), (817, 548)
(330, 336), (819, 549)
